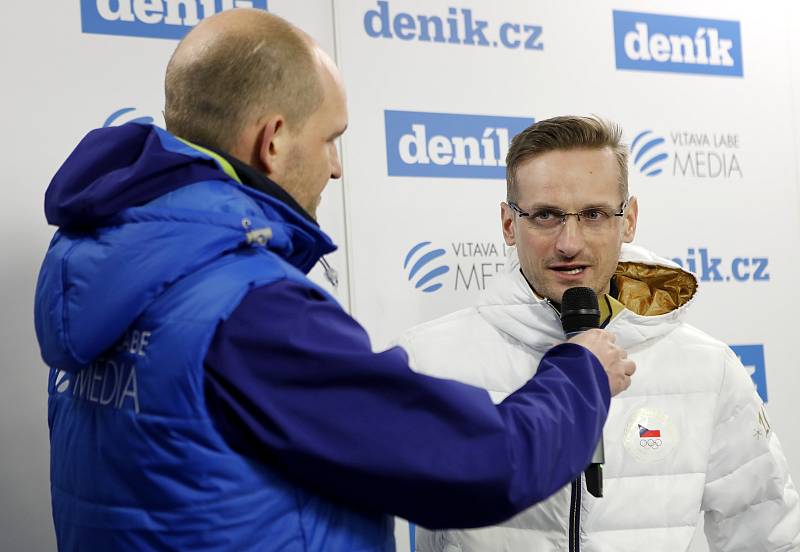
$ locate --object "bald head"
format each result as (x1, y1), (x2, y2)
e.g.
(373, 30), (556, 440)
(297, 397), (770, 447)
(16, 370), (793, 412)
(164, 9), (323, 152)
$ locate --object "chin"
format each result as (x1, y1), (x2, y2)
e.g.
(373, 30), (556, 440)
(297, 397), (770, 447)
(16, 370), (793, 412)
(552, 282), (595, 302)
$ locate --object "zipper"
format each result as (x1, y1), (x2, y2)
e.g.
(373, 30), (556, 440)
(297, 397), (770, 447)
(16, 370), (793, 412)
(569, 476), (581, 552)
(319, 256), (339, 289)
(543, 297), (560, 318)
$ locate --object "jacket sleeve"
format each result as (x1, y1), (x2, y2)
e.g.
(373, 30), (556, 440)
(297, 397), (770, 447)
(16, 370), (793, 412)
(204, 279), (611, 529)
(701, 347), (800, 551)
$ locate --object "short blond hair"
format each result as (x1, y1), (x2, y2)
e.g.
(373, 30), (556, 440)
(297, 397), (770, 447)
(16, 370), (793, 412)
(506, 116), (628, 202)
(164, 11), (322, 151)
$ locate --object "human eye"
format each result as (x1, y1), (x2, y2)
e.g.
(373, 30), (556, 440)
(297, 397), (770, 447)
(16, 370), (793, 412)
(581, 208), (611, 221)
(531, 209), (559, 222)
(529, 209), (563, 228)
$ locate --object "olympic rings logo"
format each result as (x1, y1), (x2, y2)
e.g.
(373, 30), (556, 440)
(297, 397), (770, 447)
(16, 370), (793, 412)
(639, 438), (662, 449)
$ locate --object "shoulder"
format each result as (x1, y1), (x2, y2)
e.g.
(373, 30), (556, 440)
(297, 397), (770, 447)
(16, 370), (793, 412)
(241, 275), (347, 320)
(622, 318), (751, 402)
(215, 276), (373, 361)
(397, 307), (513, 362)
(396, 308), (540, 395)
(399, 307), (487, 345)
(667, 323), (744, 380)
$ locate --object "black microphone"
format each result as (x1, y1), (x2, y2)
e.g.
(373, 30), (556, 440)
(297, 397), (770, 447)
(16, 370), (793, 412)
(560, 287), (604, 498)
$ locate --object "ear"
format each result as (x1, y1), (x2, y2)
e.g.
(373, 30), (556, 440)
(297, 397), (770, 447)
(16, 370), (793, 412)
(256, 114), (288, 177)
(501, 202), (517, 246)
(622, 196), (638, 243)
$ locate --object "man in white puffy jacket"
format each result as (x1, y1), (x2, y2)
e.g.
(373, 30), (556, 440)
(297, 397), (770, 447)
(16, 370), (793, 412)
(397, 116), (800, 551)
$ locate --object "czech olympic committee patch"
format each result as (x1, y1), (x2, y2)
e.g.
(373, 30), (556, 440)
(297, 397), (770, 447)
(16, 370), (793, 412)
(623, 407), (679, 462)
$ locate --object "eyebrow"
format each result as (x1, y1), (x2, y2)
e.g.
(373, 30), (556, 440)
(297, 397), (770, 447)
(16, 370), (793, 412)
(525, 201), (617, 211)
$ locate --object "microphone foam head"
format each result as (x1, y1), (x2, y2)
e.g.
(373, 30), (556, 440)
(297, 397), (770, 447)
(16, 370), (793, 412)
(561, 287), (600, 334)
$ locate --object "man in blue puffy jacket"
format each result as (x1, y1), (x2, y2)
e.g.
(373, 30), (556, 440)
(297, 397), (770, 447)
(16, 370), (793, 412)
(34, 9), (634, 551)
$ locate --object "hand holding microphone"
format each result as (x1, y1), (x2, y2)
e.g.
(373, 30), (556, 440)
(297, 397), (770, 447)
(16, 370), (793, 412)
(560, 287), (635, 396)
(568, 330), (635, 396)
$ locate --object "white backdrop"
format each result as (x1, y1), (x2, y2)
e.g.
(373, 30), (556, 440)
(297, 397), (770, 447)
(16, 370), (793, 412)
(2, 2), (798, 551)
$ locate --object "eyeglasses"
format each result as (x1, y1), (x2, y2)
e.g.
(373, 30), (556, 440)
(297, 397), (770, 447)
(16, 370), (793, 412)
(508, 198), (629, 232)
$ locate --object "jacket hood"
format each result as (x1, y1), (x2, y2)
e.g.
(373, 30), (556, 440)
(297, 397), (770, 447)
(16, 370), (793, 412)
(46, 123), (220, 228)
(476, 243), (698, 351)
(36, 123), (335, 372)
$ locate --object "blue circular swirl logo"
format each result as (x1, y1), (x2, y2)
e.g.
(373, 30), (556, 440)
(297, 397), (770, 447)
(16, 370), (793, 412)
(55, 370), (70, 393)
(630, 130), (668, 177)
(404, 241), (450, 293)
(103, 107), (155, 128)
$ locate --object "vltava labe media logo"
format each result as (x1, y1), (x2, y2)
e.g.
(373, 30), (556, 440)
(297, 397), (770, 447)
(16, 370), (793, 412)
(629, 128), (743, 179)
(613, 11), (743, 77)
(385, 111), (532, 179)
(403, 241), (511, 294)
(81, 0), (268, 39)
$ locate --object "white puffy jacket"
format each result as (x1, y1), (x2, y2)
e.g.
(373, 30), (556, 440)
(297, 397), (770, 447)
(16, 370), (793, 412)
(398, 243), (800, 552)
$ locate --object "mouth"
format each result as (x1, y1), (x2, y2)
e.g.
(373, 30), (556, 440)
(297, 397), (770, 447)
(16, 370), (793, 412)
(550, 265), (589, 276)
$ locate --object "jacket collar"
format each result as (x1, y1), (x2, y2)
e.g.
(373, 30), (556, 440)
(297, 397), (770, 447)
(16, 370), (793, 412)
(475, 244), (698, 352)
(197, 143), (319, 227)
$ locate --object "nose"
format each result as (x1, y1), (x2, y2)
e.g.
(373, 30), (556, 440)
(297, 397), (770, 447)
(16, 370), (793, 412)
(554, 215), (585, 258)
(330, 142), (342, 180)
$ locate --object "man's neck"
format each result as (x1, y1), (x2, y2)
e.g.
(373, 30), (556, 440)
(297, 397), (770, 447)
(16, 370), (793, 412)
(519, 268), (620, 320)
(197, 143), (318, 226)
